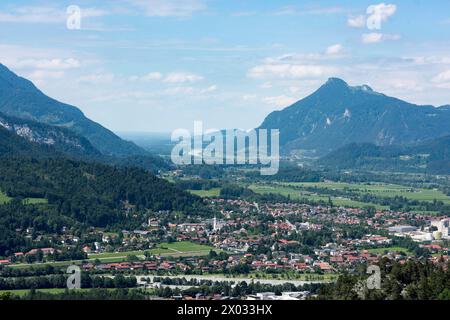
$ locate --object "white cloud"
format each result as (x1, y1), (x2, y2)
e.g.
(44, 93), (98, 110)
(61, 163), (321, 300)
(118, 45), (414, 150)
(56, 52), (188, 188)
(0, 44), (72, 66)
(408, 56), (450, 65)
(163, 85), (216, 95)
(127, 0), (205, 17)
(232, 11), (257, 17)
(264, 50), (346, 64)
(432, 70), (450, 88)
(129, 71), (203, 83)
(260, 82), (273, 89)
(347, 15), (366, 28)
(13, 58), (80, 70)
(262, 95), (296, 108)
(163, 86), (195, 95)
(27, 70), (65, 80)
(163, 72), (204, 83)
(142, 72), (163, 81)
(248, 63), (334, 79)
(435, 83), (450, 89)
(0, 6), (108, 23)
(383, 78), (423, 92)
(289, 87), (302, 94)
(273, 5), (344, 16)
(242, 94), (257, 101)
(362, 32), (383, 43)
(203, 85), (217, 93)
(78, 73), (115, 84)
(366, 3), (397, 26)
(362, 32), (400, 44)
(432, 70), (450, 83)
(326, 44), (343, 55)
(348, 4), (396, 30)
(129, 72), (163, 81)
(380, 33), (400, 41)
(0, 6), (66, 23)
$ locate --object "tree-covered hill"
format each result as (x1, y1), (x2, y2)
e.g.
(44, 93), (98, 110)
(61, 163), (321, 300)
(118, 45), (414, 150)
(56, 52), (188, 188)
(318, 135), (450, 174)
(318, 259), (450, 300)
(0, 156), (206, 255)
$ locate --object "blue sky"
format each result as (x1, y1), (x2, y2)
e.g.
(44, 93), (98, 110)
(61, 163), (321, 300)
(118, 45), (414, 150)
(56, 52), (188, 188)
(1, 0), (450, 133)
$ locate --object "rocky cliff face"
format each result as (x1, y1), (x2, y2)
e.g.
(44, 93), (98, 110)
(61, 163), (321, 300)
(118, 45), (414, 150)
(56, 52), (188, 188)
(0, 112), (100, 157)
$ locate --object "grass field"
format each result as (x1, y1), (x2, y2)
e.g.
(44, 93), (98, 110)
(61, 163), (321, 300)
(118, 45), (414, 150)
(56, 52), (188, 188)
(22, 198), (48, 205)
(0, 191), (11, 204)
(188, 188), (221, 197)
(0, 190), (48, 205)
(248, 181), (450, 211)
(89, 241), (214, 259)
(285, 182), (450, 204)
(0, 288), (89, 297)
(8, 241), (215, 269)
(156, 241), (213, 252)
(249, 184), (388, 210)
(0, 288), (131, 297)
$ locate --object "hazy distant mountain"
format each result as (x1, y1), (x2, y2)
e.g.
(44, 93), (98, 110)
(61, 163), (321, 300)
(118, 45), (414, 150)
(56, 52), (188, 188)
(319, 135), (450, 174)
(259, 78), (450, 156)
(0, 63), (146, 157)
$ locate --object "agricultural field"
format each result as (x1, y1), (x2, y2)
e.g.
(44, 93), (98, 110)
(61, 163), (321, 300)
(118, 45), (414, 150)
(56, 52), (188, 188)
(188, 188), (221, 198)
(284, 182), (450, 204)
(0, 288), (129, 297)
(85, 241), (214, 262)
(8, 242), (215, 269)
(87, 241), (214, 260)
(156, 241), (214, 253)
(249, 184), (388, 210)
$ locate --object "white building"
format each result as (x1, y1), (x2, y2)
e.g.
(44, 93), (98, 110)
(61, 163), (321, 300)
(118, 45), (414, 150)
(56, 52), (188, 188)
(431, 219), (450, 239)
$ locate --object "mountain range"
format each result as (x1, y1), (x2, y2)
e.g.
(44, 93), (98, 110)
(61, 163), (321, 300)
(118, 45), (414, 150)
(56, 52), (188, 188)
(2, 61), (450, 174)
(0, 109), (170, 172)
(259, 78), (450, 157)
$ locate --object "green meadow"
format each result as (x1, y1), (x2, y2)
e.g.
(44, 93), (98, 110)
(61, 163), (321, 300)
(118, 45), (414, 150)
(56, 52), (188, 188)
(188, 188), (221, 197)
(249, 184), (388, 210)
(0, 190), (48, 205)
(284, 182), (450, 204)
(8, 241), (215, 269)
(89, 241), (214, 259)
(0, 191), (10, 204)
(0, 288), (132, 297)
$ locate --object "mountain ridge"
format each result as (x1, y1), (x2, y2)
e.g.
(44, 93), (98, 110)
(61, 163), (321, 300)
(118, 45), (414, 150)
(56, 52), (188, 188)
(259, 77), (450, 156)
(0, 111), (101, 158)
(0, 63), (146, 157)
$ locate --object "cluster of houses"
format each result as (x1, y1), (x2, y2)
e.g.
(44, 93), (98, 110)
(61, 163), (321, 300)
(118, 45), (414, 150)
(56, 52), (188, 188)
(1, 197), (449, 275)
